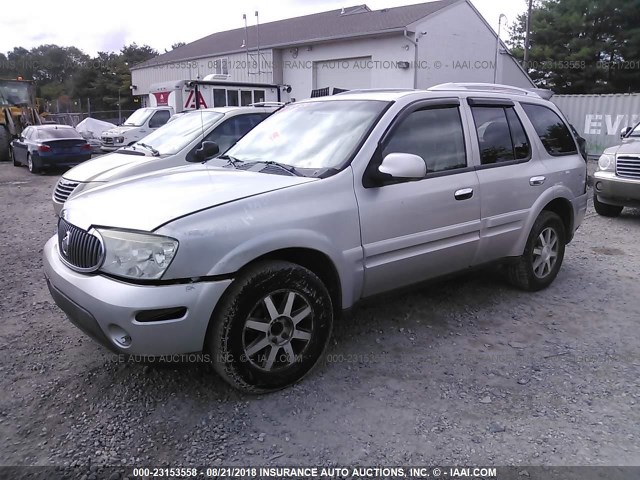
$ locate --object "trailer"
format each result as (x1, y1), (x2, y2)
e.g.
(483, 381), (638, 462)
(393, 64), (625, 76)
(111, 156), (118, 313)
(149, 76), (289, 113)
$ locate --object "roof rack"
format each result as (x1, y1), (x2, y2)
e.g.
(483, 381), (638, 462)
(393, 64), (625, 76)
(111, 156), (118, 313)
(428, 83), (553, 100)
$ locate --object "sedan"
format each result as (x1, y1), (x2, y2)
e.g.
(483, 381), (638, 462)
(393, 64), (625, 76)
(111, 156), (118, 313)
(11, 125), (92, 173)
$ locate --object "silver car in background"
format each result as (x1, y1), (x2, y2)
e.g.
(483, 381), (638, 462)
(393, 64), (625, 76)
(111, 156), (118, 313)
(43, 84), (587, 393)
(52, 106), (277, 214)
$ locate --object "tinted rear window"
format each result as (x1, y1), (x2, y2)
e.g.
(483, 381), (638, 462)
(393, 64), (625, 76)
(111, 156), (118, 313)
(37, 128), (82, 140)
(521, 104), (577, 156)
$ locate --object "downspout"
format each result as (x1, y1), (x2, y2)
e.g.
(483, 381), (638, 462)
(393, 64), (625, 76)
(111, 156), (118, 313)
(404, 29), (426, 89)
(403, 29), (418, 89)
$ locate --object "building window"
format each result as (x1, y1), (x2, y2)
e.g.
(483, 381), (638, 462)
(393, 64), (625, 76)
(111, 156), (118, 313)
(213, 59), (229, 75)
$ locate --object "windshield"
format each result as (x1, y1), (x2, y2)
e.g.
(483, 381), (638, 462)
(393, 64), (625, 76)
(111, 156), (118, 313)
(130, 110), (223, 155)
(630, 122), (640, 137)
(123, 108), (156, 126)
(225, 100), (389, 170)
(0, 81), (31, 106)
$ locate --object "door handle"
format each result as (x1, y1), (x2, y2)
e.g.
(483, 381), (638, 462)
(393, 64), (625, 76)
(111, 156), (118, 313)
(454, 188), (474, 200)
(530, 176), (546, 186)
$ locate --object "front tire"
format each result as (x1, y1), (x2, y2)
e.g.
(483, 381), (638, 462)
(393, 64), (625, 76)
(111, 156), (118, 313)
(593, 192), (623, 217)
(507, 211), (566, 291)
(208, 260), (333, 393)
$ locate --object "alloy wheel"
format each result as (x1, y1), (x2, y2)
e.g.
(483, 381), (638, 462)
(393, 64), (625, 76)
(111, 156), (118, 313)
(242, 289), (313, 371)
(532, 226), (558, 279)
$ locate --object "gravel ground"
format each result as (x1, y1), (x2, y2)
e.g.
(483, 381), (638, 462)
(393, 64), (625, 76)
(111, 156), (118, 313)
(0, 161), (639, 469)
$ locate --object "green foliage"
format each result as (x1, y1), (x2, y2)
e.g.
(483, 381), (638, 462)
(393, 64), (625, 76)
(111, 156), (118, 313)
(0, 43), (159, 112)
(508, 0), (640, 93)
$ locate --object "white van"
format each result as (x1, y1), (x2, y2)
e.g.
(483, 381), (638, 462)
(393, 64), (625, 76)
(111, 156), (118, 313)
(100, 107), (174, 151)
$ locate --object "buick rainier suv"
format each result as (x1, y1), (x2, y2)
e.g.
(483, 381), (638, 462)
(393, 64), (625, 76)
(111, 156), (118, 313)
(44, 84), (588, 393)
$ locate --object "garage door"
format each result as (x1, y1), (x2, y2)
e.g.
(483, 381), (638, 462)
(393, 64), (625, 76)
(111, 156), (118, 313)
(314, 56), (372, 91)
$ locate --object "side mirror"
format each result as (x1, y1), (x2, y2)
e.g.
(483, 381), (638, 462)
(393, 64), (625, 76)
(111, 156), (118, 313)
(621, 127), (632, 139)
(378, 152), (426, 179)
(193, 141), (219, 161)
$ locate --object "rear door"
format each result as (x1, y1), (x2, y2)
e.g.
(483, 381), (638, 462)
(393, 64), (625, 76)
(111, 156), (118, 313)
(466, 98), (548, 264)
(520, 102), (586, 200)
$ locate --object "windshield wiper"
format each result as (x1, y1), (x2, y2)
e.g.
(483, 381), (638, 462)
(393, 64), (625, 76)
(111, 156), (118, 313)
(137, 142), (160, 156)
(218, 154), (244, 168)
(250, 160), (302, 176)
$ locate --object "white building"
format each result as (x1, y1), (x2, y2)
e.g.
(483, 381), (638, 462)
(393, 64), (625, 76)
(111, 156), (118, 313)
(131, 0), (533, 106)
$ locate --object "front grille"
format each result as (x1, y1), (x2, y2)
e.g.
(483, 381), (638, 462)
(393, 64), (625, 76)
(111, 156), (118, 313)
(53, 178), (80, 204)
(102, 137), (114, 144)
(57, 218), (104, 271)
(616, 155), (640, 179)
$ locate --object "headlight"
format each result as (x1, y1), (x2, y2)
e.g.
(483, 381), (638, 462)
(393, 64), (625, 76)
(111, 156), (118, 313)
(115, 136), (125, 143)
(598, 154), (615, 172)
(97, 229), (178, 280)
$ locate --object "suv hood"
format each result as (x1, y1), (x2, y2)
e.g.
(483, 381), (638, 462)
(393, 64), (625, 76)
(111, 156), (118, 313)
(64, 150), (155, 182)
(605, 137), (640, 155)
(62, 164), (317, 231)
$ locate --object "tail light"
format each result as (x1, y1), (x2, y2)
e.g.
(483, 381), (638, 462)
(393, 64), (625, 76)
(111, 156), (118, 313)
(38, 145), (51, 152)
(82, 143), (92, 151)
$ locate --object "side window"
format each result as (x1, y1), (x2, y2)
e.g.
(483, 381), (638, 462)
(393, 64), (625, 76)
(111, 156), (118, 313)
(213, 89), (226, 107)
(227, 90), (239, 106)
(205, 114), (264, 153)
(381, 106), (467, 174)
(149, 110), (171, 128)
(471, 106), (531, 165)
(521, 103), (577, 156)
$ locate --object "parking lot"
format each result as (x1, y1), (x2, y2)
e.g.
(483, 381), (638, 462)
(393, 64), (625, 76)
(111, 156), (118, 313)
(0, 161), (638, 468)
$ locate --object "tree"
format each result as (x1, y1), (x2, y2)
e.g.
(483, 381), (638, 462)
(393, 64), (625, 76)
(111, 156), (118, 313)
(166, 42), (186, 53)
(508, 0), (640, 93)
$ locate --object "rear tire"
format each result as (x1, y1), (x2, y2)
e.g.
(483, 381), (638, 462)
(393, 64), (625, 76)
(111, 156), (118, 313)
(507, 211), (566, 292)
(593, 192), (623, 217)
(208, 260), (333, 393)
(27, 154), (40, 174)
(0, 128), (10, 162)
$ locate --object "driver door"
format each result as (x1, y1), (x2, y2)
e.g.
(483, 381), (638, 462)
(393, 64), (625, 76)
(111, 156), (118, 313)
(354, 99), (481, 297)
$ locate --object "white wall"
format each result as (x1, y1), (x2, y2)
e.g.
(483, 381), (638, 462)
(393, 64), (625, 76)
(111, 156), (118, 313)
(279, 35), (414, 100)
(132, 50), (275, 95)
(410, 0), (533, 89)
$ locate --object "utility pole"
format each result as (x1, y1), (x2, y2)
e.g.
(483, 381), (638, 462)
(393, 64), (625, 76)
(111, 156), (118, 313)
(523, 0), (534, 69)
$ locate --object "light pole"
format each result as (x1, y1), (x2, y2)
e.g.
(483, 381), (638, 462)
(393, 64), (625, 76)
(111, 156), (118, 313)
(494, 14), (508, 84)
(117, 87), (122, 124)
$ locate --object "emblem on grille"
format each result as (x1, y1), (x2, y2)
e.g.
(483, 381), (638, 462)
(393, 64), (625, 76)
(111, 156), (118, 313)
(61, 230), (71, 256)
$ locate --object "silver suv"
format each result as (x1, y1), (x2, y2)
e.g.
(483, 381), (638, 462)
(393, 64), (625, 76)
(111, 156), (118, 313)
(43, 84), (588, 393)
(593, 121), (640, 217)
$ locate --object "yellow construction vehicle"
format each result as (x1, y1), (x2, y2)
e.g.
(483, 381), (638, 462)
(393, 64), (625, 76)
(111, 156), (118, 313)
(0, 78), (43, 162)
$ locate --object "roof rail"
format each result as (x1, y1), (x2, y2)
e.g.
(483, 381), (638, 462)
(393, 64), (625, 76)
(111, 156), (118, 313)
(333, 88), (416, 95)
(428, 83), (553, 100)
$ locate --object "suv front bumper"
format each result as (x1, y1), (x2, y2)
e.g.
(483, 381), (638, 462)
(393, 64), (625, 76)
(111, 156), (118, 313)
(43, 235), (232, 356)
(593, 171), (640, 207)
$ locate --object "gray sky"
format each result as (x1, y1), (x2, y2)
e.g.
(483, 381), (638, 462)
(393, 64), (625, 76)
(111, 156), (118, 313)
(1, 0), (527, 56)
